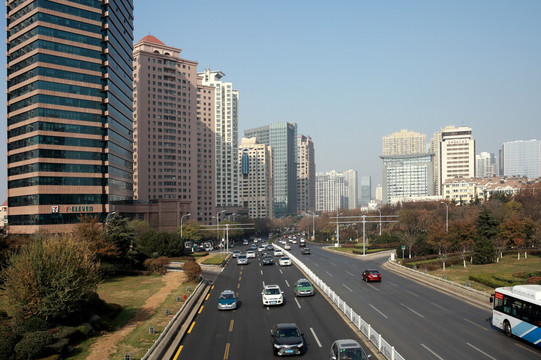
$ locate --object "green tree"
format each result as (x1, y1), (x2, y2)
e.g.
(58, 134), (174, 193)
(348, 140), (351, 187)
(104, 213), (134, 259)
(472, 236), (496, 264)
(1, 234), (100, 322)
(137, 230), (183, 258)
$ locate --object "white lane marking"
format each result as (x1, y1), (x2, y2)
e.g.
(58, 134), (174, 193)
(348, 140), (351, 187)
(345, 271), (355, 277)
(262, 281), (266, 287)
(330, 262), (337, 267)
(325, 271), (334, 277)
(466, 343), (497, 359)
(285, 280), (290, 287)
(400, 303), (424, 318)
(388, 281), (399, 287)
(261, 270), (263, 276)
(464, 318), (488, 331)
(310, 328), (322, 347)
(368, 304), (388, 319)
(295, 298), (301, 309)
(343, 283), (353, 292)
(313, 262), (320, 267)
(407, 290), (419, 297)
(366, 283), (380, 292)
(420, 344), (444, 360)
(430, 302), (448, 312)
(515, 342), (541, 356)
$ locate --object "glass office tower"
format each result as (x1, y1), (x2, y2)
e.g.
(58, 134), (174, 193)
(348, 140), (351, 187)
(6, 0), (134, 233)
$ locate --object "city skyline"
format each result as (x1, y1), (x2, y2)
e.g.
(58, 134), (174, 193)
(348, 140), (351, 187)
(2, 0), (540, 201)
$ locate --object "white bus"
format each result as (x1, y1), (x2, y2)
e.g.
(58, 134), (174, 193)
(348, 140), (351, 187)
(491, 284), (541, 347)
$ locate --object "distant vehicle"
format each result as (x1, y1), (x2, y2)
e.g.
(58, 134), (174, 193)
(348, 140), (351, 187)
(232, 250), (241, 258)
(262, 255), (274, 265)
(262, 284), (284, 306)
(294, 278), (314, 297)
(246, 250), (256, 259)
(301, 247), (311, 255)
(284, 244), (291, 250)
(237, 254), (248, 265)
(258, 245), (266, 252)
(243, 239), (249, 245)
(490, 284), (541, 345)
(329, 339), (371, 360)
(205, 245), (213, 252)
(362, 269), (381, 282)
(271, 323), (304, 356)
(217, 290), (237, 310)
(279, 257), (291, 266)
(266, 244), (274, 251)
(274, 249), (283, 257)
(299, 239), (306, 247)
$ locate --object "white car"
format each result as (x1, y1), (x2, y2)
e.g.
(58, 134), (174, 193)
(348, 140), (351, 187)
(279, 257), (291, 266)
(274, 249), (283, 257)
(236, 254), (248, 265)
(284, 244), (291, 250)
(258, 245), (266, 252)
(261, 284), (284, 306)
(232, 250), (241, 258)
(246, 250), (256, 258)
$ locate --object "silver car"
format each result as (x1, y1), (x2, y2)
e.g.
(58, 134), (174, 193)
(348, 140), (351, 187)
(237, 254), (248, 265)
(329, 339), (371, 360)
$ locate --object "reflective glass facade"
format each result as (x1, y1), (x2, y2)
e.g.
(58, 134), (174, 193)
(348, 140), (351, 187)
(6, 0), (134, 233)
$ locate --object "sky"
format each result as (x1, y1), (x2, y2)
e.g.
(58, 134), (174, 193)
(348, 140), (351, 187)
(1, 0), (540, 200)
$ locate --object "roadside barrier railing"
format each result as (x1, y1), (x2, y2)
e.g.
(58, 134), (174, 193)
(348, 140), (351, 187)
(279, 245), (405, 360)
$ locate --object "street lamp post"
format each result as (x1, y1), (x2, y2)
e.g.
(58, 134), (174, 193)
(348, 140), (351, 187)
(377, 208), (382, 236)
(362, 214), (367, 255)
(440, 202), (449, 233)
(336, 208), (340, 247)
(180, 213), (190, 239)
(216, 210), (226, 251)
(307, 210), (315, 241)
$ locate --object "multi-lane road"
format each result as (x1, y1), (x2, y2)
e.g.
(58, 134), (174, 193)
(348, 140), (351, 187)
(174, 238), (541, 359)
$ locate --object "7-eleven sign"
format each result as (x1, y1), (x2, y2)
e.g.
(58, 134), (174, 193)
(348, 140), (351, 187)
(51, 206), (59, 213)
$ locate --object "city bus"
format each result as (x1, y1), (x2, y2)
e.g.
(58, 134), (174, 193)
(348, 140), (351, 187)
(490, 284), (541, 347)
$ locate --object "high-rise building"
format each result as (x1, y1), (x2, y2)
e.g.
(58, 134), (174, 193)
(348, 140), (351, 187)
(245, 122), (297, 217)
(238, 137), (273, 218)
(315, 170), (357, 212)
(500, 139), (541, 179)
(7, 0), (134, 233)
(476, 152), (497, 177)
(382, 129), (426, 155)
(359, 176), (372, 206)
(380, 154), (434, 204)
(132, 36), (215, 224)
(198, 69), (239, 209)
(297, 135), (315, 214)
(430, 126), (475, 195)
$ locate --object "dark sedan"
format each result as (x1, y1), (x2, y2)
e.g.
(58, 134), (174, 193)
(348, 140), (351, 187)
(271, 323), (304, 356)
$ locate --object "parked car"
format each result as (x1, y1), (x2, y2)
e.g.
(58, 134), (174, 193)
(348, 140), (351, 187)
(362, 269), (382, 282)
(294, 278), (314, 297)
(274, 249), (283, 257)
(301, 247), (311, 255)
(271, 323), (305, 356)
(217, 290), (237, 310)
(279, 257), (292, 266)
(262, 284), (284, 306)
(262, 255), (274, 265)
(246, 250), (256, 259)
(237, 254), (248, 265)
(329, 339), (371, 359)
(232, 250), (241, 258)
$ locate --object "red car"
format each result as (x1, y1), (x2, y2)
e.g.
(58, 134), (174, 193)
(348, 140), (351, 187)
(362, 269), (381, 282)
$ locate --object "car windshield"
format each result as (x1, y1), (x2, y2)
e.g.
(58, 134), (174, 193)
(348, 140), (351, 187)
(264, 288), (280, 295)
(370, 271), (379, 275)
(238, 255), (246, 259)
(276, 328), (299, 337)
(220, 293), (234, 300)
(298, 281), (311, 287)
(281, 257), (289, 261)
(339, 348), (368, 360)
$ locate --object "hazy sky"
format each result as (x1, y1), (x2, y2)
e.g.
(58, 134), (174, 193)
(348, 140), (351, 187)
(1, 0), (540, 200)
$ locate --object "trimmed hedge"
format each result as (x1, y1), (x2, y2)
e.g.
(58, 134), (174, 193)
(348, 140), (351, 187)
(468, 273), (525, 288)
(14, 330), (53, 360)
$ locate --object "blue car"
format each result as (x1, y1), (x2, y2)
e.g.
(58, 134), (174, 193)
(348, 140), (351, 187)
(217, 290), (237, 310)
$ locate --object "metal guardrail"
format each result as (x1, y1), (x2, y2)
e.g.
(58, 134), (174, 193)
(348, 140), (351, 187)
(278, 245), (405, 360)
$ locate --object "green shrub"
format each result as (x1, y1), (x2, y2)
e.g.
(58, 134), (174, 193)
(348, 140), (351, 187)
(76, 323), (94, 338)
(21, 317), (49, 333)
(0, 328), (18, 360)
(105, 303), (122, 318)
(51, 326), (78, 342)
(468, 273), (525, 289)
(45, 338), (69, 355)
(90, 317), (112, 332)
(182, 260), (202, 281)
(14, 331), (53, 360)
(143, 256), (169, 274)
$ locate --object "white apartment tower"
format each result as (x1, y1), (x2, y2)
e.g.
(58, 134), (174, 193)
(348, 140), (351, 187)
(383, 129), (426, 155)
(476, 152), (497, 177)
(430, 126), (475, 195)
(297, 135), (316, 214)
(315, 170), (358, 212)
(500, 140), (541, 178)
(238, 138), (273, 218)
(198, 69), (239, 208)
